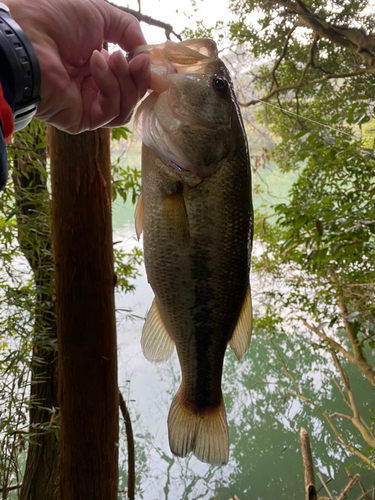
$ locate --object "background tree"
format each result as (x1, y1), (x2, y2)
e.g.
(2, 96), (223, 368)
(227, 0), (375, 166)
(0, 122), (143, 498)
(0, 122), (58, 499)
(12, 123), (59, 500)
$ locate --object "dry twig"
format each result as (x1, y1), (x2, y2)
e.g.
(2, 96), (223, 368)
(119, 391), (135, 500)
(300, 427), (317, 500)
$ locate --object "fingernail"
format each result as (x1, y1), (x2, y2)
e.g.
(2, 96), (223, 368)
(94, 50), (108, 71)
(138, 53), (150, 72)
(115, 50), (126, 61)
(130, 53), (150, 77)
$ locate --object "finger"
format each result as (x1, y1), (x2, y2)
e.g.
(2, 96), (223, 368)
(129, 52), (151, 99)
(104, 51), (150, 127)
(97, 0), (146, 51)
(88, 49), (121, 129)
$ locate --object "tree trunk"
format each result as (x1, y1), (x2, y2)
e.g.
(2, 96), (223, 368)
(12, 127), (59, 500)
(49, 127), (119, 500)
(19, 347), (58, 500)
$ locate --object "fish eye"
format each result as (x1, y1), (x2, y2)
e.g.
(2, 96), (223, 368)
(212, 77), (228, 93)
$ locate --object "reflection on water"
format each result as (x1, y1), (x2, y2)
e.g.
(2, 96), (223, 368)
(114, 223), (375, 500)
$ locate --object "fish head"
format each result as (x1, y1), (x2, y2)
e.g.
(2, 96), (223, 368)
(133, 40), (240, 186)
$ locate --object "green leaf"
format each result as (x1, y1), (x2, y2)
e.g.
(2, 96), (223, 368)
(347, 103), (358, 124)
(112, 126), (131, 142)
(306, 250), (317, 262)
(295, 215), (307, 229)
(323, 136), (335, 145)
(346, 244), (356, 255)
(294, 131), (309, 140)
(355, 113), (371, 126)
(361, 148), (375, 160)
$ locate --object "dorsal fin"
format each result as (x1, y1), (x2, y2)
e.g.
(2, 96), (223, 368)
(229, 285), (252, 361)
(141, 298), (175, 364)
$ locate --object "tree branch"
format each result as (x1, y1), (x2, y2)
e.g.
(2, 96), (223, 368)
(239, 68), (375, 107)
(329, 412), (352, 421)
(257, 340), (375, 470)
(346, 468), (371, 500)
(317, 472), (334, 500)
(302, 320), (354, 365)
(270, 25), (297, 91)
(278, 0), (375, 67)
(330, 351), (375, 448)
(297, 32), (319, 87)
(106, 1), (181, 40)
(337, 474), (360, 500)
(325, 375), (374, 440)
(331, 273), (375, 387)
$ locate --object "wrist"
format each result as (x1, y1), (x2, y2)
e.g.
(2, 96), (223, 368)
(0, 1), (40, 131)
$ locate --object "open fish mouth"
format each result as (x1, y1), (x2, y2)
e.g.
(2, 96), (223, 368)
(127, 39), (218, 72)
(128, 39), (221, 95)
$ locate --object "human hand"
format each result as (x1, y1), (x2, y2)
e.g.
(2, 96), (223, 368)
(4, 0), (150, 133)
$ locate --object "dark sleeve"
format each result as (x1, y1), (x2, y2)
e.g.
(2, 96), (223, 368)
(0, 127), (7, 190)
(0, 75), (15, 190)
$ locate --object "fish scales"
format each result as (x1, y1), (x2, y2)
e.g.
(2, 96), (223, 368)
(133, 39), (253, 466)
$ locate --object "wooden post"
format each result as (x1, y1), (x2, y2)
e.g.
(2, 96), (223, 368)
(49, 127), (118, 500)
(300, 427), (317, 500)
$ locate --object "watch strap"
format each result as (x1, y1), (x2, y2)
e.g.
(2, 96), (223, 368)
(0, 6), (40, 131)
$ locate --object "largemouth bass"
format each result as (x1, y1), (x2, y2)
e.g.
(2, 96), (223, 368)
(133, 39), (253, 466)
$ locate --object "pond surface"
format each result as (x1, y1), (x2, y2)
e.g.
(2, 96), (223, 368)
(113, 206), (375, 500)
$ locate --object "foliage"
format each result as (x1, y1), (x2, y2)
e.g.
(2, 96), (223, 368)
(112, 163), (142, 205)
(114, 246), (142, 294)
(111, 126), (142, 205)
(251, 114), (375, 470)
(184, 0), (375, 476)
(0, 129), (43, 496)
(255, 125), (375, 333)
(231, 0), (375, 169)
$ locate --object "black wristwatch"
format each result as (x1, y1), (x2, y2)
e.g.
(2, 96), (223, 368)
(0, 2), (41, 131)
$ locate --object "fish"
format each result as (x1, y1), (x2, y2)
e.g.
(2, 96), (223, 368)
(132, 39), (253, 466)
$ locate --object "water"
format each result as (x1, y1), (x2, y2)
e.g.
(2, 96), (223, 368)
(113, 204), (375, 500)
(3, 198), (374, 500)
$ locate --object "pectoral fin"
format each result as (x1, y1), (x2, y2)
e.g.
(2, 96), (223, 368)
(162, 189), (190, 244)
(141, 298), (175, 364)
(134, 191), (145, 241)
(229, 285), (252, 361)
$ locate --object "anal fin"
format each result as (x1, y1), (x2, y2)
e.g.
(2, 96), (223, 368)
(229, 285), (252, 361)
(141, 298), (175, 364)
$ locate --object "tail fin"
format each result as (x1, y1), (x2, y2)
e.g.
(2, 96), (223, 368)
(167, 388), (229, 466)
